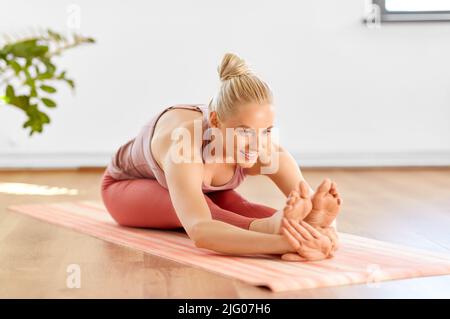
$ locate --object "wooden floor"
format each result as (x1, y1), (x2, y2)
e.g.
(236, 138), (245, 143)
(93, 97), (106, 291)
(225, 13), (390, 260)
(0, 167), (449, 298)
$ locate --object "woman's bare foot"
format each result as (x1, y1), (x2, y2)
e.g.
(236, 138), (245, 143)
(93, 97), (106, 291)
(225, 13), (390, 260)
(250, 181), (313, 234)
(304, 178), (342, 228)
(274, 181), (312, 234)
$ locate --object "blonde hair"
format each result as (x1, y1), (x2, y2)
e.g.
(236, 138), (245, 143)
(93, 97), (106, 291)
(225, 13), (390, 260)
(208, 53), (273, 121)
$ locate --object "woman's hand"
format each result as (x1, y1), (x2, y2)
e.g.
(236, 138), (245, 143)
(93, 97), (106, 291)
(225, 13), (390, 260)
(316, 226), (340, 256)
(280, 218), (333, 262)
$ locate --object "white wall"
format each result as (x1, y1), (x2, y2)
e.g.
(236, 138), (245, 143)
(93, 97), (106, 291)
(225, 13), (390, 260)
(1, 0), (449, 168)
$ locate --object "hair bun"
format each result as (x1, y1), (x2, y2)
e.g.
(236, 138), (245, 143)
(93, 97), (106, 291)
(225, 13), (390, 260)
(218, 52), (252, 82)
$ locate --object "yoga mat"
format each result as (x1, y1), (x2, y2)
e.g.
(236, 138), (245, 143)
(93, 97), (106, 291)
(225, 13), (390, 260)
(8, 200), (450, 292)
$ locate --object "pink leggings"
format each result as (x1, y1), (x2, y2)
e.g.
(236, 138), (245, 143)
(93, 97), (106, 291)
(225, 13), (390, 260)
(100, 170), (277, 230)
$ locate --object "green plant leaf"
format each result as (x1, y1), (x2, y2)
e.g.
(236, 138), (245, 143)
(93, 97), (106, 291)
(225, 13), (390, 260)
(40, 84), (56, 93)
(24, 77), (35, 88)
(41, 97), (56, 107)
(43, 60), (56, 75)
(23, 67), (32, 80)
(30, 87), (38, 97)
(40, 111), (51, 124)
(64, 78), (75, 89)
(22, 104), (51, 135)
(8, 60), (22, 74)
(57, 70), (66, 79)
(4, 39), (49, 59)
(0, 95), (9, 103)
(37, 72), (53, 80)
(14, 95), (31, 110)
(6, 85), (15, 99)
(47, 29), (63, 42)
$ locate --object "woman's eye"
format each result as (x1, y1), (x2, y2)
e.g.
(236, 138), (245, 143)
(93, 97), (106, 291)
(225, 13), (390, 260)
(236, 128), (253, 136)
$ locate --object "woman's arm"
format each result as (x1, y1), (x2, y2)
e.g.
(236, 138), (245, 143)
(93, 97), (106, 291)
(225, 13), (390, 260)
(163, 142), (294, 256)
(193, 220), (293, 255)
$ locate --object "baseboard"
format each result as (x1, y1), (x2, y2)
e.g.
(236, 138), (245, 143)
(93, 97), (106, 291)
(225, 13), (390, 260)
(0, 152), (112, 169)
(292, 150), (450, 167)
(0, 151), (449, 169)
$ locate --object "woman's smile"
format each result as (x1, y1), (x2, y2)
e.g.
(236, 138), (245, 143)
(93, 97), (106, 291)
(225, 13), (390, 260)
(240, 149), (258, 161)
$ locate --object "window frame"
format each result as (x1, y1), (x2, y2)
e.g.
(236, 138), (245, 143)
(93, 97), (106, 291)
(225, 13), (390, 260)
(373, 0), (450, 22)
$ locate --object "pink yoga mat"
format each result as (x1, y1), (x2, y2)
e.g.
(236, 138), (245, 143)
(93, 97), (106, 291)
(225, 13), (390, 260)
(8, 200), (450, 292)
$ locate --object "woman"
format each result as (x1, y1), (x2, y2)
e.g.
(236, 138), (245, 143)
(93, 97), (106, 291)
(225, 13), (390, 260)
(101, 53), (342, 261)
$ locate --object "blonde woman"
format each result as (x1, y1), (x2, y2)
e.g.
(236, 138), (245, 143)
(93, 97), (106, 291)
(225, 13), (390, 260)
(101, 53), (342, 261)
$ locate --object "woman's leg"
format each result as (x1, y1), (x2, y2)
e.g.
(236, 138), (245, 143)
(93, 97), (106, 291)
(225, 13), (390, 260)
(206, 189), (281, 233)
(100, 170), (258, 230)
(206, 189), (278, 218)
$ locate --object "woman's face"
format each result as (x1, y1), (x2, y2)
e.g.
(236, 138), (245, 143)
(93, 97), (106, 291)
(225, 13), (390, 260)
(210, 102), (275, 168)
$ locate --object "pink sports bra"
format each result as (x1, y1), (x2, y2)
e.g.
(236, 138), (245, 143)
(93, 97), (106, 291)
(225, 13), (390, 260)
(106, 104), (246, 193)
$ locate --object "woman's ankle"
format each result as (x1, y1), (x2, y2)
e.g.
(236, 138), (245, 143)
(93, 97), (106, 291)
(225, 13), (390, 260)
(249, 210), (283, 234)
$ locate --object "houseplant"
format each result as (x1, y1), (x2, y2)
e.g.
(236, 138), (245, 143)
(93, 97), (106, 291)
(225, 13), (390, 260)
(0, 28), (95, 135)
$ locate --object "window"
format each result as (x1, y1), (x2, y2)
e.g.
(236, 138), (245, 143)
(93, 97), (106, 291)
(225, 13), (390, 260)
(373, 0), (450, 22)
